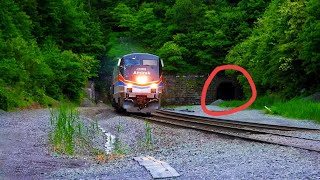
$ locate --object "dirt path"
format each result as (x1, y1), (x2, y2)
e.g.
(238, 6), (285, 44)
(0, 109), (88, 180)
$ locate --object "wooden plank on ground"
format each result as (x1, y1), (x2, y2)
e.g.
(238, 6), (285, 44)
(133, 156), (180, 179)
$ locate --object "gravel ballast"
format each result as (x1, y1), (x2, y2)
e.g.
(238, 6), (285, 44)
(1, 107), (319, 179)
(0, 109), (90, 180)
(47, 108), (320, 179)
(168, 105), (320, 129)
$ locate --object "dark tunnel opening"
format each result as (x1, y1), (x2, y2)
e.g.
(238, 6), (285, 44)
(216, 82), (236, 100)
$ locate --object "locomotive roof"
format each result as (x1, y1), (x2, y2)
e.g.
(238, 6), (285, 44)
(122, 53), (159, 60)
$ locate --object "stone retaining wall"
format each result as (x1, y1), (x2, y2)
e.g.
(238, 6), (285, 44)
(161, 75), (213, 106)
(161, 74), (242, 106)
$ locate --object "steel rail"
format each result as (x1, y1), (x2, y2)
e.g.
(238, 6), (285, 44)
(131, 110), (320, 152)
(154, 111), (320, 141)
(158, 110), (320, 131)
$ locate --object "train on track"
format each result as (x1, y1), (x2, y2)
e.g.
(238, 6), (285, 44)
(110, 53), (164, 114)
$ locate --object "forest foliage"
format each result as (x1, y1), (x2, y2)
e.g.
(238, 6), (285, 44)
(0, 0), (103, 110)
(111, 0), (319, 98)
(0, 0), (319, 110)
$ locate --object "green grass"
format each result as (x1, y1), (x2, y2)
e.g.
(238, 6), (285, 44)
(218, 96), (320, 122)
(271, 99), (320, 122)
(219, 95), (283, 110)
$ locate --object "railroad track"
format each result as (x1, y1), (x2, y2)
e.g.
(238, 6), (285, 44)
(132, 110), (320, 152)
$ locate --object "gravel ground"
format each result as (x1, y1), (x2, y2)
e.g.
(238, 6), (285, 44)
(0, 109), (90, 180)
(1, 107), (319, 179)
(167, 105), (320, 129)
(47, 108), (320, 180)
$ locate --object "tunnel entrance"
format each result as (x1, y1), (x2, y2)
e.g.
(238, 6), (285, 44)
(216, 82), (236, 100)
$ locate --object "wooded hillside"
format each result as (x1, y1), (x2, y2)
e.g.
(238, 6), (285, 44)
(0, 0), (319, 110)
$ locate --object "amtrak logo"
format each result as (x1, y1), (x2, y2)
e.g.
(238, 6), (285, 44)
(133, 71), (151, 75)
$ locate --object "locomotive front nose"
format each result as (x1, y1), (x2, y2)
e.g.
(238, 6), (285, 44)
(136, 76), (148, 84)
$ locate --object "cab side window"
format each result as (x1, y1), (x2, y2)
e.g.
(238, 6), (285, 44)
(159, 58), (162, 76)
(119, 58), (124, 76)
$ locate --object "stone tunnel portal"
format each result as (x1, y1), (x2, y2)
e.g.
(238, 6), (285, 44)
(216, 81), (237, 100)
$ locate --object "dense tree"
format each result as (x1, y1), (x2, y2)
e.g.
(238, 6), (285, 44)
(0, 0), (101, 110)
(165, 0), (204, 33)
(1, 0), (319, 110)
(35, 0), (105, 54)
(226, 0), (316, 98)
(157, 41), (190, 72)
(298, 0), (320, 93)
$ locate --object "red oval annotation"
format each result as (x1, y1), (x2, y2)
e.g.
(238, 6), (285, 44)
(201, 65), (257, 116)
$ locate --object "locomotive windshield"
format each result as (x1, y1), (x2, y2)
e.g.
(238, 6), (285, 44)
(120, 54), (161, 82)
(123, 59), (158, 66)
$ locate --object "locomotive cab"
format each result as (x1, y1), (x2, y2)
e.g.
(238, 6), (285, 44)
(111, 53), (163, 113)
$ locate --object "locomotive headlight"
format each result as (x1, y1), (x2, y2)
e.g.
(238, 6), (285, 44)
(136, 76), (148, 84)
(151, 83), (157, 88)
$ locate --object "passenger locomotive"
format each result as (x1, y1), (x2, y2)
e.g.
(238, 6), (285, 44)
(110, 53), (164, 114)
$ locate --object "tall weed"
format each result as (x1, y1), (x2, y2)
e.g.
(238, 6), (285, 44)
(49, 104), (80, 155)
(138, 121), (154, 151)
(113, 122), (128, 155)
